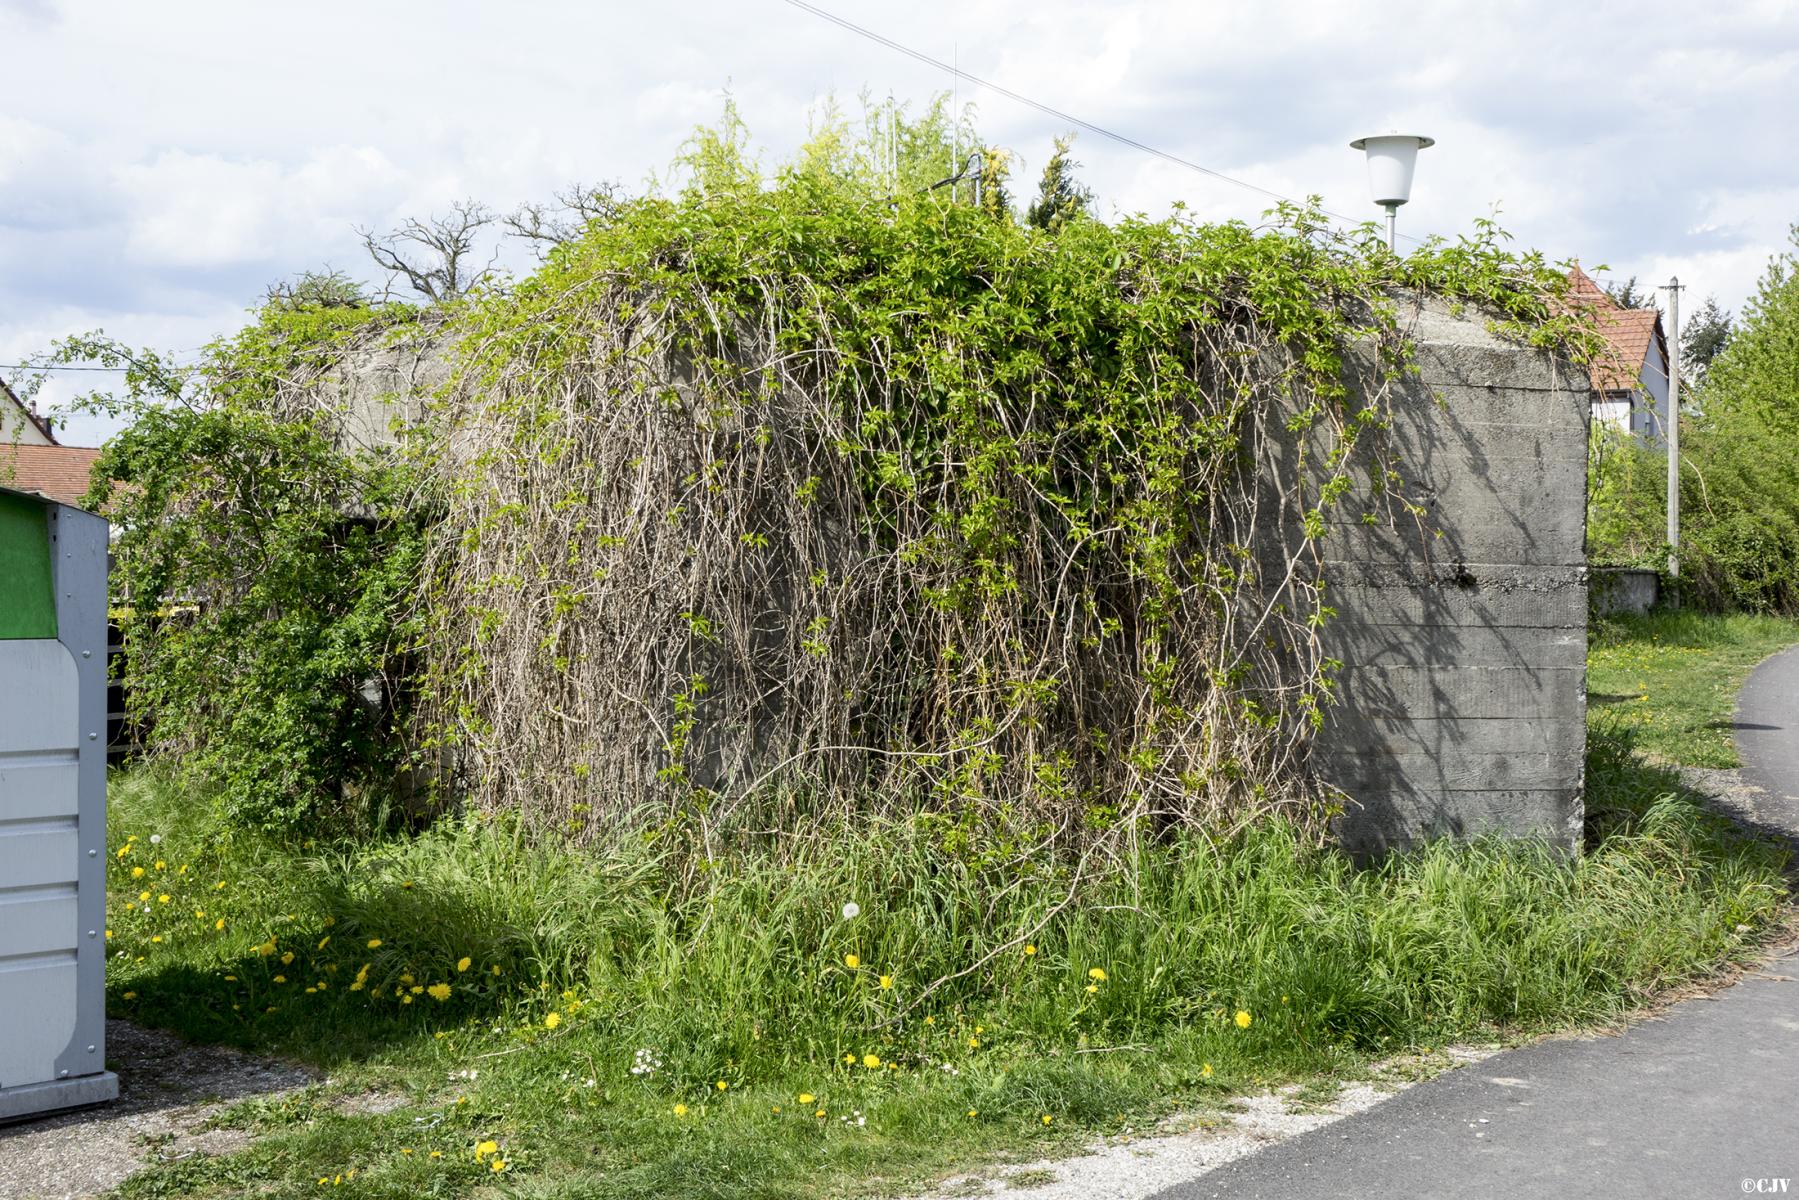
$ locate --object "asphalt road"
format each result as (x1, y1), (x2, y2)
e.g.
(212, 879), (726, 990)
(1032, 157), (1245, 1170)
(1155, 645), (1799, 1200)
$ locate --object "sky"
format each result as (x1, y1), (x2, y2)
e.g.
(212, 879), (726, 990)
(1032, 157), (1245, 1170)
(3, 0), (1796, 446)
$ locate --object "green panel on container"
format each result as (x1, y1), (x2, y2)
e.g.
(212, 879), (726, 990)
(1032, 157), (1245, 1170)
(0, 492), (57, 640)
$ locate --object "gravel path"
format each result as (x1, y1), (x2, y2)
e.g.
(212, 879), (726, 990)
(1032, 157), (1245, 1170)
(0, 1021), (315, 1200)
(918, 1048), (1499, 1200)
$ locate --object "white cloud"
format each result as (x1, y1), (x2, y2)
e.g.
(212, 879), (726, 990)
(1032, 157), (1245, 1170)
(1, 0), (1795, 448)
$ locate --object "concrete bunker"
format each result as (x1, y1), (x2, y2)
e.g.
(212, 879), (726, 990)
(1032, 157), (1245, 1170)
(310, 293), (1589, 855)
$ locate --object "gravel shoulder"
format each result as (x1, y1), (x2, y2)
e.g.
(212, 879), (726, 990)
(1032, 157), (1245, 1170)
(0, 1021), (316, 1200)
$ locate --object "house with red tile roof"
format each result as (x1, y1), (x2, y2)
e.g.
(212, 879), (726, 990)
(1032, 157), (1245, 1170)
(0, 442), (103, 509)
(1567, 265), (1671, 445)
(1, 376), (59, 446)
(2, 378), (104, 508)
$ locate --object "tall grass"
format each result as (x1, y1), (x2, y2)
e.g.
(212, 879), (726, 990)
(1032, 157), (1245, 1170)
(109, 728), (1788, 1092)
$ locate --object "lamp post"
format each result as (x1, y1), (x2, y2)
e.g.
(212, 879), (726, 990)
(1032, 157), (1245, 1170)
(1350, 133), (1434, 252)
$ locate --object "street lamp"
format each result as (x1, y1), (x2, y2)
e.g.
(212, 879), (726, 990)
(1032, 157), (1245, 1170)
(1350, 133), (1434, 252)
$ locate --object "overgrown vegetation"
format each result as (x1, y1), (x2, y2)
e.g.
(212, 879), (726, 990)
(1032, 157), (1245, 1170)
(1589, 609), (1799, 767)
(103, 730), (1787, 1197)
(63, 97), (1590, 846)
(1588, 227), (1799, 615)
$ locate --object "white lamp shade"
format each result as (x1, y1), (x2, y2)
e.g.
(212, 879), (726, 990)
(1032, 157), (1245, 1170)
(1350, 134), (1434, 207)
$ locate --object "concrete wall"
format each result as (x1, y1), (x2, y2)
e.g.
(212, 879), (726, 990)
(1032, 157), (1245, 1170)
(1592, 567), (1658, 615)
(1314, 298), (1587, 855)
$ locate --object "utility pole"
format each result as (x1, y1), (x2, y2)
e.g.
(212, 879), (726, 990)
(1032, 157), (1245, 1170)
(1665, 277), (1683, 581)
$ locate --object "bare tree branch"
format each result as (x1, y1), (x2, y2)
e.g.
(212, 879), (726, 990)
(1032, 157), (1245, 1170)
(359, 200), (497, 303)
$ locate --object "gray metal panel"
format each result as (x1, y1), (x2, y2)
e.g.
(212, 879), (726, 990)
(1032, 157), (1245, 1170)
(0, 1071), (118, 1124)
(49, 503), (110, 1089)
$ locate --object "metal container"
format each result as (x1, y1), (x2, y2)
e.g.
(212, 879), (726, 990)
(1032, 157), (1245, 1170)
(0, 484), (118, 1120)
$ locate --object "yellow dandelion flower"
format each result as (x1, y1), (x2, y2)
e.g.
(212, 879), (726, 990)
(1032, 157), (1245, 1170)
(1200, 1063), (1214, 1078)
(366, 938), (382, 949)
(305, 987), (317, 994)
(122, 990), (137, 1000)
(316, 980), (328, 990)
(273, 975), (287, 984)
(400, 1148), (412, 1156)
(428, 983), (451, 1001)
(150, 935), (162, 943)
(490, 965), (501, 976)
(490, 1158), (507, 1172)
(967, 1036), (980, 1048)
(798, 1093), (815, 1104)
(673, 1103), (688, 1116)
(862, 1053), (881, 1069)
(317, 936), (330, 950)
(105, 930), (112, 939)
(428, 1150), (443, 1159)
(1084, 984), (1098, 994)
(349, 981), (364, 992)
(137, 891), (150, 902)
(215, 918), (225, 931)
(924, 1015), (935, 1025)
(772, 1104), (781, 1113)
(1087, 968), (1106, 982)
(544, 1011), (562, 1029)
(224, 974), (236, 981)
(281, 952), (295, 965)
(1042, 1114), (1053, 1126)
(131, 866), (144, 879)
(844, 1053), (855, 1064)
(401, 994), (413, 1004)
(215, 881), (226, 890)
(879, 974), (894, 990)
(400, 973), (415, 985)
(844, 953), (860, 969)
(154, 860), (165, 870)
(967, 1108), (977, 1117)
(815, 1109), (826, 1118)
(1234, 1009), (1252, 1029)
(457, 957), (471, 973)
(1024, 944), (1037, 956)
(475, 1139), (498, 1159)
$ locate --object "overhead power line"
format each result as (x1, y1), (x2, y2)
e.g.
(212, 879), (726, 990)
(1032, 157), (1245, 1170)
(0, 363), (138, 373)
(776, 0), (1374, 230)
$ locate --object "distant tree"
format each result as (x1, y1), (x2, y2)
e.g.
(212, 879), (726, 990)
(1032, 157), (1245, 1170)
(264, 269), (367, 310)
(1025, 134), (1094, 231)
(505, 182), (626, 255)
(358, 200), (497, 303)
(1604, 274), (1653, 309)
(1680, 294), (1733, 378)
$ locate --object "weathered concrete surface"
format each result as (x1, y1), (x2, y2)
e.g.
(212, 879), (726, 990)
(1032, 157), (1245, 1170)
(1315, 299), (1588, 854)
(1592, 566), (1659, 615)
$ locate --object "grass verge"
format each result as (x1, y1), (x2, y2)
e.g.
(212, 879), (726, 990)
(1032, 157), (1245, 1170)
(102, 734), (1789, 1199)
(1588, 609), (1799, 766)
